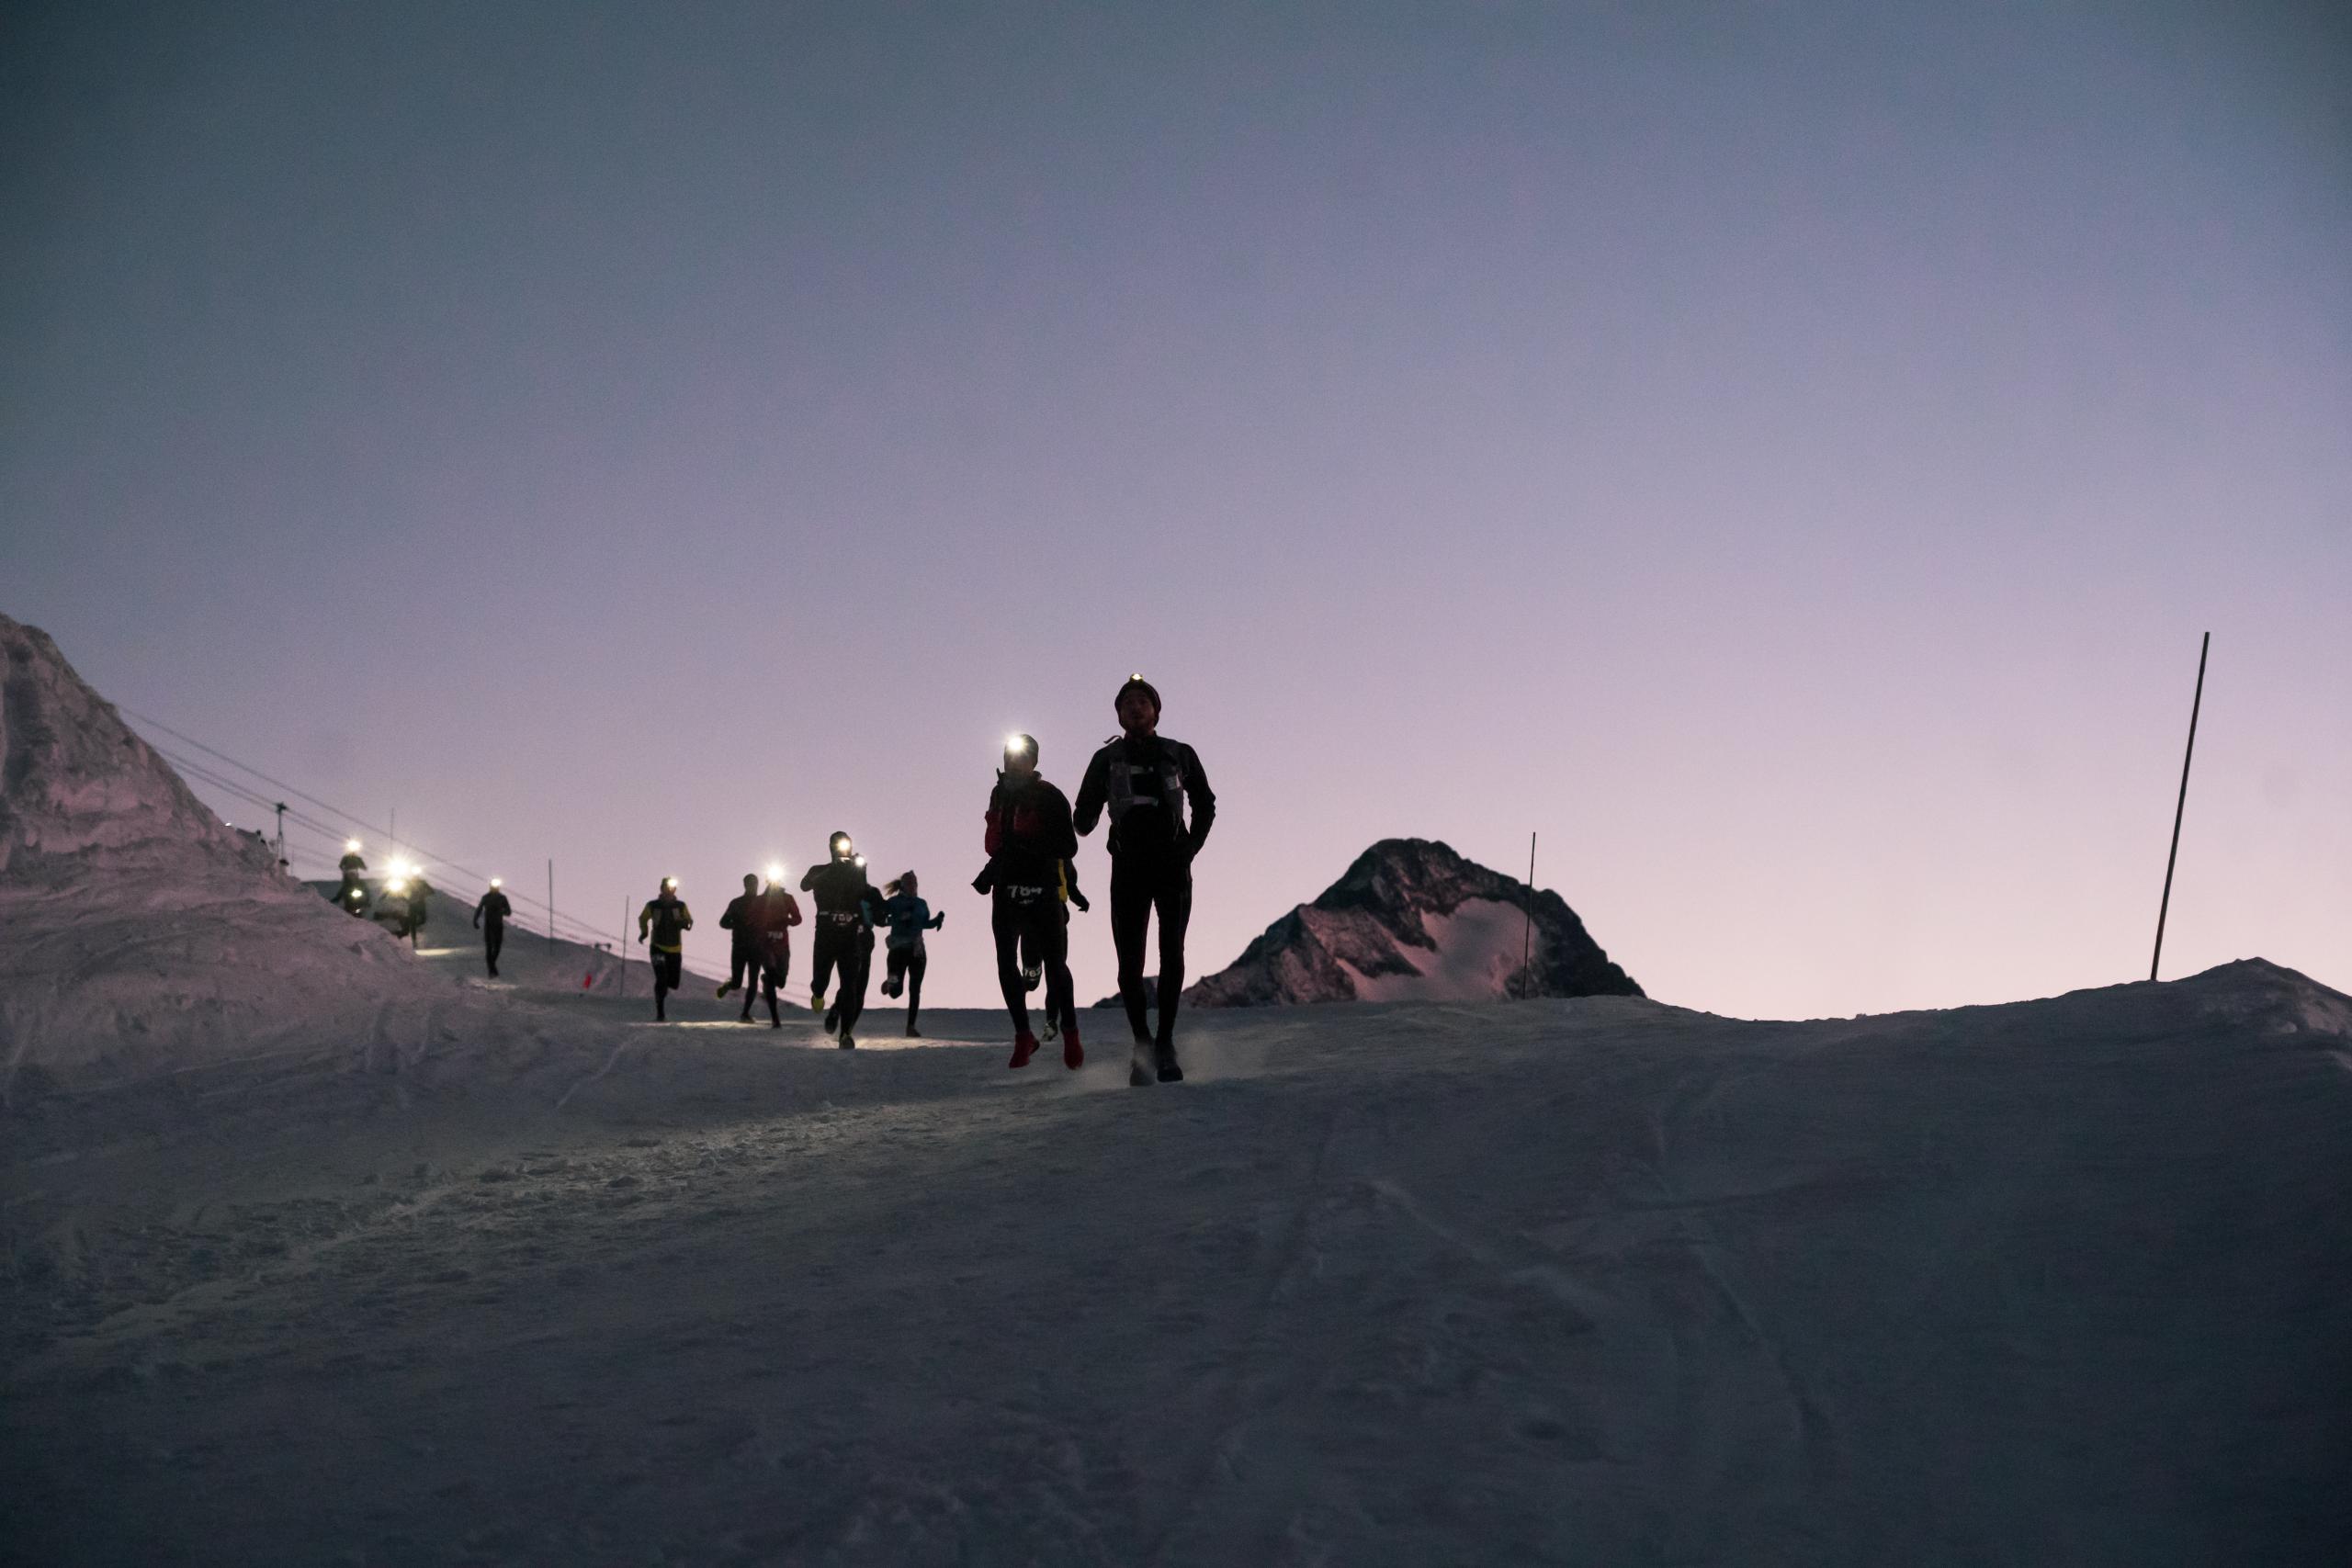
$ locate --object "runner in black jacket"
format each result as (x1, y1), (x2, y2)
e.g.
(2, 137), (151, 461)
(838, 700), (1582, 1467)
(800, 833), (882, 1048)
(472, 878), (512, 977)
(976, 734), (1081, 1069)
(637, 878), (694, 1021)
(717, 874), (769, 1021)
(1073, 676), (1215, 1084)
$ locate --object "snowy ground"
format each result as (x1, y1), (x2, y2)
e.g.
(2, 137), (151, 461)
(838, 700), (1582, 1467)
(6, 962), (2350, 1565)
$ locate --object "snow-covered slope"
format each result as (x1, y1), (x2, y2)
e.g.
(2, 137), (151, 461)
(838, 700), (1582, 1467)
(8, 960), (2345, 1565)
(0, 614), (458, 1091)
(301, 876), (705, 998)
(1187, 837), (1642, 1006)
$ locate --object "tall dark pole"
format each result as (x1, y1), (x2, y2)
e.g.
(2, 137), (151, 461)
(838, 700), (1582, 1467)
(1520, 831), (1537, 998)
(548, 859), (556, 953)
(2150, 632), (2210, 983)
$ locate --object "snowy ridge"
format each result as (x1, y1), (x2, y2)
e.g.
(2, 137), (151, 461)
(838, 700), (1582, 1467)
(1187, 837), (1642, 1006)
(0, 614), (459, 1091)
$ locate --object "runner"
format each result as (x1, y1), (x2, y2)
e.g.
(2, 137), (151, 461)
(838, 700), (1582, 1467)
(753, 870), (802, 1028)
(875, 872), (946, 1037)
(716, 873), (767, 1021)
(1073, 676), (1215, 1084)
(472, 876), (512, 977)
(977, 733), (1081, 1069)
(636, 876), (693, 1021)
(334, 840), (369, 916)
(800, 833), (882, 1049)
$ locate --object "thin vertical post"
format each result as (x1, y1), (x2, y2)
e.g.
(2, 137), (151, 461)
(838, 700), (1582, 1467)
(618, 898), (628, 998)
(548, 860), (556, 953)
(2150, 632), (2210, 983)
(1520, 831), (1537, 998)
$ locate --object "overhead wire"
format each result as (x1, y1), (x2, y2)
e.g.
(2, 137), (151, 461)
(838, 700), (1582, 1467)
(133, 721), (624, 953)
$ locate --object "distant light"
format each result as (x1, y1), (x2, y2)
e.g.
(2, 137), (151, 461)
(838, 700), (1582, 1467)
(489, 877), (503, 889)
(1129, 671), (1144, 682)
(766, 862), (786, 883)
(663, 876), (678, 890)
(853, 854), (865, 868)
(1005, 733), (1031, 753)
(345, 839), (362, 853)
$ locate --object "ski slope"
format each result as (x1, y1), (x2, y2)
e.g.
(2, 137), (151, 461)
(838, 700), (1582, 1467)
(6, 961), (2348, 1565)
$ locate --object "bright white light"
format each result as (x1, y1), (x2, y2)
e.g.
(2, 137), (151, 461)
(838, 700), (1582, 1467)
(663, 876), (678, 889)
(1005, 733), (1030, 752)
(386, 879), (408, 896)
(345, 839), (362, 853)
(853, 854), (866, 868)
(489, 877), (503, 889)
(766, 862), (786, 884)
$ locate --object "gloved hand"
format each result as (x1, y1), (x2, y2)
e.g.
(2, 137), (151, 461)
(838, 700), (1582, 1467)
(1070, 889), (1091, 913)
(972, 863), (996, 895)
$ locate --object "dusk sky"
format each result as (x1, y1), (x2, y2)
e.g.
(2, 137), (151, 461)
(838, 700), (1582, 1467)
(6, 0), (2346, 1018)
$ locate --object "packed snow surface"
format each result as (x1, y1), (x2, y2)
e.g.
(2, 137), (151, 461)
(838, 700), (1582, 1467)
(6, 960), (2348, 1565)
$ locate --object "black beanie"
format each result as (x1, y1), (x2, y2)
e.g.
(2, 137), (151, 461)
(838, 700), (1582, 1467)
(1115, 675), (1161, 717)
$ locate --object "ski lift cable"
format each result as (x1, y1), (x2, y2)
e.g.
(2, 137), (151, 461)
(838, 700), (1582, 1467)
(139, 726), (619, 949)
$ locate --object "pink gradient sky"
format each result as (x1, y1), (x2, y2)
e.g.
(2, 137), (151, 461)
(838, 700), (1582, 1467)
(6, 1), (2346, 1016)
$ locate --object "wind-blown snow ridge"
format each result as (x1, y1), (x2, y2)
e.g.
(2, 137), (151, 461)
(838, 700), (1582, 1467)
(0, 612), (457, 1092)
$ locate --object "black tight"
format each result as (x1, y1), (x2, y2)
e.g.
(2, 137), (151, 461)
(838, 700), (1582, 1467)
(993, 894), (1073, 1038)
(887, 945), (929, 1029)
(1112, 856), (1191, 1045)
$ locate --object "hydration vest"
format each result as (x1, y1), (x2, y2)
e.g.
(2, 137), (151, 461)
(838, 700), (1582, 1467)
(1102, 739), (1192, 848)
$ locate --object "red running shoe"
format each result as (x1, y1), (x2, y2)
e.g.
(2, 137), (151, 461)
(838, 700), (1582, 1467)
(1008, 1031), (1038, 1069)
(1061, 1019), (1083, 1070)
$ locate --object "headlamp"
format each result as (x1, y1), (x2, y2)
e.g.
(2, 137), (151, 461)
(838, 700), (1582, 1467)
(345, 839), (362, 853)
(663, 876), (678, 890)
(489, 877), (503, 889)
(767, 862), (786, 884)
(1005, 733), (1031, 754)
(853, 854), (866, 869)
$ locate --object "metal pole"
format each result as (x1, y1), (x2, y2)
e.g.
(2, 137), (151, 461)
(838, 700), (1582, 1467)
(2150, 632), (2210, 983)
(1520, 831), (1537, 998)
(618, 897), (628, 998)
(273, 802), (288, 869)
(548, 859), (556, 953)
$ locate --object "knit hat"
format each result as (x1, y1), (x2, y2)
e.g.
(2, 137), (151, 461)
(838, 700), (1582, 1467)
(1114, 674), (1161, 718)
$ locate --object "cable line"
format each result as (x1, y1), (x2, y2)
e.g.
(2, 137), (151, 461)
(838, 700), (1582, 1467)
(134, 718), (621, 953)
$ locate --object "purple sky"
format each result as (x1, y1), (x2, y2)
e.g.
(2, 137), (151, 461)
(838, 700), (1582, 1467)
(6, 1), (2346, 1018)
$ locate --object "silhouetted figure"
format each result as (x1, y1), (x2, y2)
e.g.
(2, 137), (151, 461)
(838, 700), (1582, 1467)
(637, 878), (693, 1021)
(754, 878), (802, 1028)
(800, 834), (881, 1049)
(1074, 676), (1215, 1084)
(978, 734), (1081, 1070)
(876, 871), (945, 1036)
(473, 879), (512, 977)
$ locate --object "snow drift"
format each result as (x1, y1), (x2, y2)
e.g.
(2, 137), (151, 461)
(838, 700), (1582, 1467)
(0, 613), (457, 1093)
(1186, 837), (1642, 1006)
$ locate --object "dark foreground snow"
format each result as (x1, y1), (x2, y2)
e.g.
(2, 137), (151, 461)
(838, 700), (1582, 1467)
(6, 963), (2349, 1565)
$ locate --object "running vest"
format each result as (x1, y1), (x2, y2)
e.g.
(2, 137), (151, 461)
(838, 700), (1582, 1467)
(1102, 739), (1192, 846)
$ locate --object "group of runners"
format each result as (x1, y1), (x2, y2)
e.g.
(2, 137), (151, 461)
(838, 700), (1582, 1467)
(631, 674), (1216, 1085)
